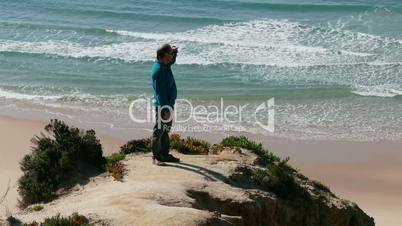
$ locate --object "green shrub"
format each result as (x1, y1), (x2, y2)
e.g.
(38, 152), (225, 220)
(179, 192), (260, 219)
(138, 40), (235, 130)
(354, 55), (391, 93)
(42, 214), (70, 226)
(105, 161), (125, 181)
(32, 205), (44, 211)
(222, 136), (309, 201)
(66, 212), (91, 226)
(105, 153), (126, 181)
(221, 136), (263, 153)
(232, 161), (310, 202)
(170, 133), (181, 149)
(221, 136), (282, 166)
(23, 213), (92, 226)
(263, 158), (309, 201)
(6, 216), (23, 225)
(119, 138), (151, 155)
(169, 134), (210, 154)
(210, 144), (225, 154)
(312, 180), (335, 196)
(18, 119), (106, 207)
(177, 137), (210, 154)
(105, 153), (125, 164)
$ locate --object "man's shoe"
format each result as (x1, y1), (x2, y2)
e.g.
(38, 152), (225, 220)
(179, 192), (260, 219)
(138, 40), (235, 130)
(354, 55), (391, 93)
(153, 155), (167, 166)
(160, 154), (180, 163)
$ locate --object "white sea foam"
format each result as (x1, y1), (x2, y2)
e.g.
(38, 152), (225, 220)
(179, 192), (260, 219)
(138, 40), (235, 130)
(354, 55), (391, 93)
(2, 20), (397, 67)
(0, 87), (61, 100)
(0, 86), (138, 109)
(1, 19), (401, 101)
(352, 85), (402, 97)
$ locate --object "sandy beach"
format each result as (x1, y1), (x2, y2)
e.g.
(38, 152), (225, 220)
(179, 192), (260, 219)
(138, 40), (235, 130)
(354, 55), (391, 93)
(1, 116), (401, 226)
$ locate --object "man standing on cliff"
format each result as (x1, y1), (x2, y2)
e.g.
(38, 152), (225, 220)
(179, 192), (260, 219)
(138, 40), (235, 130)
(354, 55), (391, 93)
(151, 44), (180, 165)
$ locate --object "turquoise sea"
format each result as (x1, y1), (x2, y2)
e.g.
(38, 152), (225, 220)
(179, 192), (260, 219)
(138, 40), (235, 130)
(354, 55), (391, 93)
(1, 0), (402, 141)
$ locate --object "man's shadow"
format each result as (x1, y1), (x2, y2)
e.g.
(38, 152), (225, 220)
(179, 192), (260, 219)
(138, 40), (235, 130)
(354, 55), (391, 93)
(164, 162), (227, 182)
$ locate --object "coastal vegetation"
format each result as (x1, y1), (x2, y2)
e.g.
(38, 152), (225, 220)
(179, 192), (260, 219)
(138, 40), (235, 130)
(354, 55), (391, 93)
(119, 138), (151, 155)
(18, 119), (105, 207)
(6, 212), (91, 226)
(32, 205), (44, 212)
(105, 153), (126, 181)
(170, 134), (210, 155)
(17, 119), (313, 206)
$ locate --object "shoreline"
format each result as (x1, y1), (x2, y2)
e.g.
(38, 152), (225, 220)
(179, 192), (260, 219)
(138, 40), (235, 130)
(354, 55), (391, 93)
(1, 115), (401, 226)
(1, 97), (402, 143)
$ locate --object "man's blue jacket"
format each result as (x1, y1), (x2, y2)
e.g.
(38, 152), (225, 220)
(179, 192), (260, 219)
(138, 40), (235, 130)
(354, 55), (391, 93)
(151, 55), (177, 109)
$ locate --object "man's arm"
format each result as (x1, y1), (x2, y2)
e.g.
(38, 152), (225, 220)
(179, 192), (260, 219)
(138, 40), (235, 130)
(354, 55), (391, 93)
(168, 53), (177, 66)
(167, 77), (177, 108)
(168, 46), (178, 66)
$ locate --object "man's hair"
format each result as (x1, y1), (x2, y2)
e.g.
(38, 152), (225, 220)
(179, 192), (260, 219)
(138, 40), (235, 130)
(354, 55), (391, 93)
(157, 44), (172, 60)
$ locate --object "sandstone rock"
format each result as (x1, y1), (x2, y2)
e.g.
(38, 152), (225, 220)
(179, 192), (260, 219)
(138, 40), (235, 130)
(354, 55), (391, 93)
(9, 149), (374, 226)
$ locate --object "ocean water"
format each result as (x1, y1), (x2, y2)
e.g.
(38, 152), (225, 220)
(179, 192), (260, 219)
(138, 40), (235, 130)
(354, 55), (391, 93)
(0, 0), (402, 141)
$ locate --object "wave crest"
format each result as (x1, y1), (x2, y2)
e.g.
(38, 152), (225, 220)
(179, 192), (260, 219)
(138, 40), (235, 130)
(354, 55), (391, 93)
(3, 19), (401, 67)
(352, 85), (402, 97)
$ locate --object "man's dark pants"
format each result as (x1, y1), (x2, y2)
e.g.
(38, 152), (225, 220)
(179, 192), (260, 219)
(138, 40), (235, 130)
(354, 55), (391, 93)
(152, 108), (172, 158)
